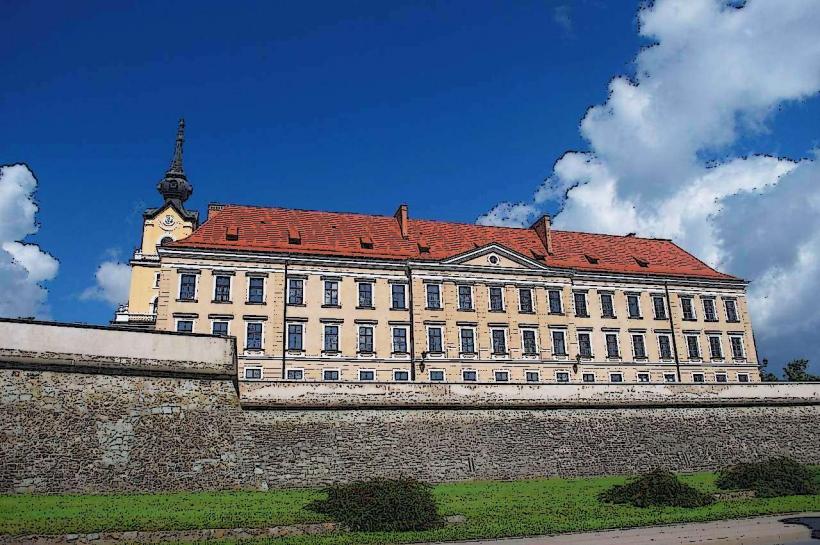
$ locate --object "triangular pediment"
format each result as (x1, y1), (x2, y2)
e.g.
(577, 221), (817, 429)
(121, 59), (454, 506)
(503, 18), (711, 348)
(440, 243), (546, 269)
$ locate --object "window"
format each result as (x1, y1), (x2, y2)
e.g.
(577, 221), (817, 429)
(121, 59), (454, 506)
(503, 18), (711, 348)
(287, 278), (303, 305)
(658, 335), (673, 359)
(391, 284), (407, 309)
(323, 369), (340, 381)
(287, 323), (303, 351)
(582, 373), (596, 383)
(491, 328), (507, 354)
(463, 370), (477, 382)
(212, 321), (229, 336)
(359, 369), (375, 381)
(703, 298), (718, 322)
(652, 296), (667, 320)
(637, 372), (650, 383)
(610, 373), (624, 383)
(427, 327), (443, 353)
(426, 284), (442, 309)
(244, 367), (262, 380)
(664, 373), (677, 383)
(214, 275), (231, 302)
(725, 299), (740, 322)
(730, 336), (745, 359)
(548, 290), (563, 314)
(358, 282), (373, 308)
(392, 327), (408, 353)
(708, 335), (723, 359)
(737, 373), (749, 383)
(324, 280), (339, 306)
(286, 369), (303, 380)
(489, 286), (504, 311)
(358, 326), (374, 353)
(574, 292), (589, 317)
(460, 328), (476, 353)
(248, 277), (264, 303)
(246, 322), (263, 350)
(681, 297), (696, 320)
(632, 334), (647, 359)
(323, 324), (339, 352)
(626, 294), (641, 318)
(692, 373), (705, 383)
(429, 369), (445, 382)
(556, 371), (570, 383)
(522, 329), (538, 355)
(526, 371), (540, 382)
(494, 370), (510, 382)
(179, 274), (196, 300)
(552, 330), (567, 356)
(149, 297), (158, 315)
(176, 319), (193, 333)
(394, 370), (409, 381)
(600, 293), (615, 318)
(519, 288), (534, 312)
(578, 332), (593, 358)
(154, 272), (161, 288)
(686, 335), (701, 359)
(716, 373), (728, 383)
(605, 333), (620, 358)
(458, 285), (473, 310)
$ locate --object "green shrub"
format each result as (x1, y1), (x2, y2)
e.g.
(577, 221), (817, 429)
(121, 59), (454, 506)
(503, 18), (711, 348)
(716, 457), (818, 498)
(599, 469), (713, 508)
(307, 477), (442, 532)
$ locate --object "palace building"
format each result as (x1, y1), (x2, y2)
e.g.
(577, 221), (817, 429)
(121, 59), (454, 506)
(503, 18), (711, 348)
(116, 121), (759, 384)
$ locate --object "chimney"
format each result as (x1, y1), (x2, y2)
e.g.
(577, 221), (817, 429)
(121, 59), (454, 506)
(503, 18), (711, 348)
(208, 203), (225, 220)
(394, 204), (409, 240)
(530, 214), (554, 255)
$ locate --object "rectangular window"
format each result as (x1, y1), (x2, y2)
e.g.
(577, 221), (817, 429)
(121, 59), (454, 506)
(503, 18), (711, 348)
(652, 296), (667, 320)
(582, 373), (595, 383)
(460, 328), (476, 353)
(323, 369), (340, 381)
(637, 372), (650, 383)
(391, 284), (406, 309)
(494, 370), (510, 382)
(658, 334), (673, 359)
(462, 370), (477, 382)
(730, 336), (745, 359)
(244, 367), (262, 380)
(692, 373), (705, 383)
(323, 325), (339, 352)
(154, 272), (161, 288)
(286, 369), (303, 380)
(358, 326), (374, 353)
(708, 335), (723, 359)
(427, 327), (443, 353)
(686, 335), (701, 359)
(491, 329), (507, 354)
(725, 299), (740, 322)
(703, 298), (718, 322)
(426, 284), (441, 309)
(287, 323), (303, 351)
(525, 371), (539, 382)
(248, 277), (264, 303)
(392, 327), (408, 353)
(324, 280), (339, 306)
(212, 321), (229, 336)
(359, 369), (375, 381)
(664, 373), (677, 383)
(358, 282), (373, 308)
(394, 370), (409, 381)
(556, 371), (570, 383)
(429, 370), (445, 382)
(522, 329), (537, 354)
(610, 373), (624, 383)
(214, 275), (231, 302)
(574, 292), (588, 317)
(489, 286), (504, 311)
(179, 274), (196, 300)
(287, 279), (304, 305)
(626, 294), (641, 318)
(681, 297), (696, 320)
(246, 322), (262, 350)
(176, 319), (193, 333)
(578, 332), (593, 357)
(605, 333), (620, 358)
(519, 288), (534, 312)
(632, 334), (647, 359)
(458, 285), (473, 310)
(548, 289), (563, 314)
(552, 330), (567, 356)
(600, 293), (615, 318)
(738, 373), (749, 383)
(715, 373), (728, 383)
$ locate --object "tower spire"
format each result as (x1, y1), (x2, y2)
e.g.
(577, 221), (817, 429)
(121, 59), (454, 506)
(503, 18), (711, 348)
(157, 118), (193, 206)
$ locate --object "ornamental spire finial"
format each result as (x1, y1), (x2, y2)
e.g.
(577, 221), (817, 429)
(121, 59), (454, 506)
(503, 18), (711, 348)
(167, 118), (185, 174)
(157, 118), (193, 206)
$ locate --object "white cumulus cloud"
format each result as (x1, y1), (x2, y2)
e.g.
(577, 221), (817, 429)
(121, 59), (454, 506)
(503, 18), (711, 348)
(80, 261), (131, 306)
(0, 164), (59, 318)
(478, 0), (820, 371)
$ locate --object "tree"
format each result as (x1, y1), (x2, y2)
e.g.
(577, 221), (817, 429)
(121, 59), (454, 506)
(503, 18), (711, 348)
(758, 358), (779, 382)
(783, 359), (819, 382)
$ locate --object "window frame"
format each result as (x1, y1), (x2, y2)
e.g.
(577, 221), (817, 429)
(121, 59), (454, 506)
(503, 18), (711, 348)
(425, 283), (442, 310)
(518, 287), (534, 313)
(459, 327), (477, 355)
(657, 334), (674, 360)
(322, 323), (340, 353)
(715, 373), (728, 383)
(490, 327), (508, 355)
(358, 369), (376, 382)
(285, 368), (304, 381)
(724, 298), (740, 323)
(663, 373), (677, 383)
(213, 274), (232, 303)
(393, 369), (410, 382)
(582, 372), (596, 383)
(555, 370), (570, 383)
(631, 333), (647, 360)
(457, 284), (474, 311)
(685, 334), (702, 360)
(520, 327), (539, 355)
(551, 329), (568, 358)
(244, 366), (263, 380)
(737, 373), (750, 383)
(637, 372), (651, 383)
(391, 326), (409, 355)
(729, 335), (746, 360)
(287, 278), (304, 305)
(390, 283), (408, 310)
(708, 334), (724, 360)
(525, 370), (540, 383)
(680, 296), (697, 321)
(577, 331), (593, 358)
(692, 372), (705, 383)
(357, 281), (374, 308)
(178, 273), (197, 301)
(547, 289), (563, 314)
(175, 318), (194, 333)
(493, 370), (510, 382)
(286, 322), (304, 352)
(426, 325), (444, 354)
(573, 291), (589, 318)
(702, 297), (718, 322)
(323, 279), (340, 307)
(488, 286), (505, 312)
(652, 295), (667, 320)
(462, 369), (478, 382)
(211, 320), (229, 337)
(247, 276), (265, 304)
(599, 292), (616, 318)
(609, 372), (624, 383)
(322, 368), (341, 381)
(605, 332), (621, 359)
(429, 369), (446, 382)
(626, 293), (642, 319)
(357, 325), (375, 354)
(245, 321), (264, 351)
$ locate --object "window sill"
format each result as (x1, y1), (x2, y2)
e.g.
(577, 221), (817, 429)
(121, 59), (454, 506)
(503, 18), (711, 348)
(519, 310), (536, 314)
(457, 308), (475, 312)
(634, 356), (648, 361)
(553, 353), (569, 358)
(575, 314), (590, 319)
(391, 351), (410, 356)
(390, 307), (408, 311)
(244, 348), (264, 353)
(321, 350), (341, 356)
(357, 351), (375, 356)
(425, 307), (443, 311)
(488, 309), (506, 313)
(356, 306), (375, 310)
(459, 351), (477, 356)
(246, 301), (266, 305)
(322, 304), (342, 309)
(601, 315), (617, 319)
(548, 311), (565, 316)
(287, 303), (306, 307)
(211, 300), (233, 304)
(726, 319), (741, 324)
(654, 316), (668, 320)
(491, 352), (509, 356)
(682, 318), (697, 322)
(176, 298), (197, 303)
(627, 316), (643, 320)
(286, 349), (305, 354)
(606, 356), (622, 361)
(704, 319), (719, 323)
(522, 352), (539, 357)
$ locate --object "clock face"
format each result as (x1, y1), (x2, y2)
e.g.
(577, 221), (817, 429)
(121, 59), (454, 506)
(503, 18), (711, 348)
(161, 215), (176, 229)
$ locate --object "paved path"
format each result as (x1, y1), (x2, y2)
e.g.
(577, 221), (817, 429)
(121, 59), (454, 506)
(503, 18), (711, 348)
(416, 513), (820, 545)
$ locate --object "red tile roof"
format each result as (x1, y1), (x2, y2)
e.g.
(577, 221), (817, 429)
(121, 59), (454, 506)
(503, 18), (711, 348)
(167, 205), (738, 281)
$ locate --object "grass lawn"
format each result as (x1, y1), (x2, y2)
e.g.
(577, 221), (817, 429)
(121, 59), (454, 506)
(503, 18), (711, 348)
(1, 471), (819, 544)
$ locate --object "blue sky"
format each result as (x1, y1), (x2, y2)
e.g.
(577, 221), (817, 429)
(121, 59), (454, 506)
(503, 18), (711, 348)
(2, 0), (819, 374)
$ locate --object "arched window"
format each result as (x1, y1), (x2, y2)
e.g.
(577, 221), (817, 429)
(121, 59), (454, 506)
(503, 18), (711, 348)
(160, 236), (173, 246)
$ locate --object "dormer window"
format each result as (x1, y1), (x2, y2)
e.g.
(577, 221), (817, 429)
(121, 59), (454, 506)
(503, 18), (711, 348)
(584, 254), (599, 264)
(287, 226), (301, 245)
(531, 250), (546, 261)
(634, 257), (649, 268)
(417, 238), (431, 253)
(226, 226), (239, 241)
(360, 235), (374, 249)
